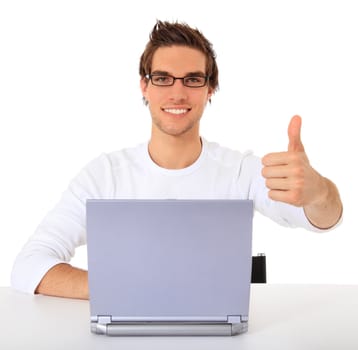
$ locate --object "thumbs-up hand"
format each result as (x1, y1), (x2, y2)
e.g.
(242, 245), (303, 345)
(262, 115), (323, 207)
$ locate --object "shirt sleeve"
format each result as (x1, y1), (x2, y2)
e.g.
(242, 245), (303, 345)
(10, 153), (115, 294)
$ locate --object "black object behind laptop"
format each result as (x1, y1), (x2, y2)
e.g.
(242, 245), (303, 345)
(251, 254), (267, 283)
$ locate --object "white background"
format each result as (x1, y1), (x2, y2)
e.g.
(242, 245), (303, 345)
(1, 0), (357, 286)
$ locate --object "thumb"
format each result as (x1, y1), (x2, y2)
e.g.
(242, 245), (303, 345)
(288, 115), (305, 152)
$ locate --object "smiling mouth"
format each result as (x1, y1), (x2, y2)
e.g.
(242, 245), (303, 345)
(162, 108), (191, 115)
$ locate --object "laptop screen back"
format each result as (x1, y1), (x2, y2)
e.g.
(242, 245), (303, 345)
(87, 199), (253, 321)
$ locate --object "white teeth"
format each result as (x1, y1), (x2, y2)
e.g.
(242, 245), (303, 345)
(164, 108), (188, 115)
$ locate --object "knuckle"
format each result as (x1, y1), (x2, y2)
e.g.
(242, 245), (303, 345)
(293, 166), (304, 178)
(265, 178), (271, 188)
(268, 190), (276, 200)
(261, 167), (268, 178)
(261, 155), (268, 166)
(289, 190), (304, 206)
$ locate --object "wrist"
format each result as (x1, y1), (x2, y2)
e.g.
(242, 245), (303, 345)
(304, 177), (343, 230)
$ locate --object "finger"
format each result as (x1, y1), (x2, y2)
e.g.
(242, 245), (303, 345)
(267, 189), (301, 206)
(288, 115), (305, 152)
(262, 152), (291, 166)
(262, 165), (291, 179)
(265, 178), (292, 191)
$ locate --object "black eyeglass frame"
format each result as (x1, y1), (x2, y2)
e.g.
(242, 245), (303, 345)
(145, 74), (210, 88)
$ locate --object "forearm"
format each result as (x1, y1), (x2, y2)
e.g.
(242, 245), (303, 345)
(35, 263), (89, 300)
(304, 177), (343, 230)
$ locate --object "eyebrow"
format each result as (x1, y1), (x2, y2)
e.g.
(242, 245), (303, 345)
(151, 70), (206, 77)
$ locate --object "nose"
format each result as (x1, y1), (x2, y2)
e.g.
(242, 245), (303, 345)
(169, 79), (188, 101)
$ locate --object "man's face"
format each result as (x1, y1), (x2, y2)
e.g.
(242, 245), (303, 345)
(141, 46), (213, 138)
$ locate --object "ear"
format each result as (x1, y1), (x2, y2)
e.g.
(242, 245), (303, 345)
(140, 78), (148, 99)
(207, 87), (214, 102)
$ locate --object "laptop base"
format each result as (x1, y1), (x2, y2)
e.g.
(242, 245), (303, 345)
(91, 321), (248, 336)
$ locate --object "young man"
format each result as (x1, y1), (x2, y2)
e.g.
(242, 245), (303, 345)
(11, 21), (342, 300)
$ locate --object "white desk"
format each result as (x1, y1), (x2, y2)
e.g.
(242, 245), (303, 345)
(1, 284), (357, 349)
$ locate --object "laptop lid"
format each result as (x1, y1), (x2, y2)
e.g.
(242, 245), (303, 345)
(86, 199), (253, 336)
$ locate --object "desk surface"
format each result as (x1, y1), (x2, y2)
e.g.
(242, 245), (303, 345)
(1, 284), (357, 350)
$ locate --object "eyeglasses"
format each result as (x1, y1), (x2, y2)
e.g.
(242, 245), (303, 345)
(145, 74), (209, 88)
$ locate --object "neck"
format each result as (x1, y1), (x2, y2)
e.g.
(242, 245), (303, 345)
(148, 133), (202, 170)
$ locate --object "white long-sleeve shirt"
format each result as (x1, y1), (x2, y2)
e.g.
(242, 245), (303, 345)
(11, 139), (327, 294)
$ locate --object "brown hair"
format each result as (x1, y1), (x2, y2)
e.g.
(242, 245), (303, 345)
(139, 20), (219, 91)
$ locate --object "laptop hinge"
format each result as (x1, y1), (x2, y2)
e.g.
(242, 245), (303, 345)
(97, 315), (112, 324)
(92, 315), (112, 334)
(227, 315), (248, 335)
(227, 315), (248, 323)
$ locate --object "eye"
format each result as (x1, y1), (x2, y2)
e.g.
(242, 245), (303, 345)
(185, 77), (201, 83)
(184, 76), (206, 86)
(152, 75), (172, 84)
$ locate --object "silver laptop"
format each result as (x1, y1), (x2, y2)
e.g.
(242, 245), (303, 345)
(86, 199), (253, 336)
